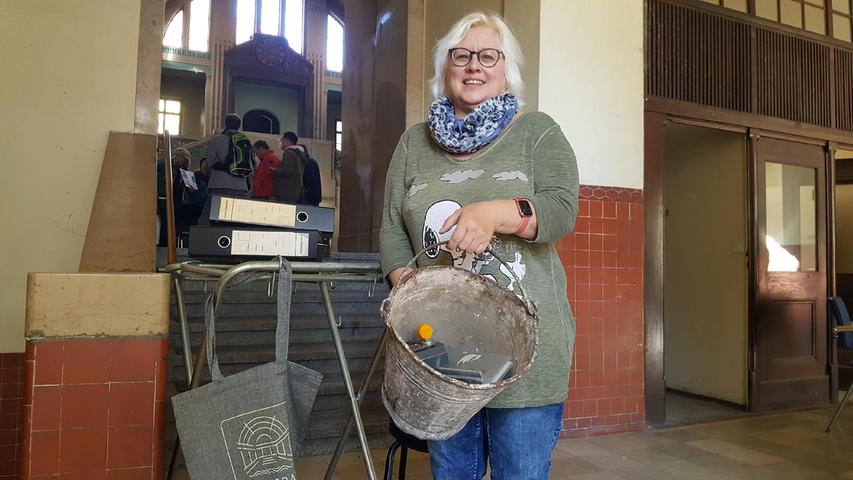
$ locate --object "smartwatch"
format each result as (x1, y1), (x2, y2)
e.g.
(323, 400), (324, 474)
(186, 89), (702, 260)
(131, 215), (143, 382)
(514, 198), (533, 235)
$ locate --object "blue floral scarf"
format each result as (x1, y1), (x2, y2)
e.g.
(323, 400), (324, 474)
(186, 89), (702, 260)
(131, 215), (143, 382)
(427, 93), (518, 154)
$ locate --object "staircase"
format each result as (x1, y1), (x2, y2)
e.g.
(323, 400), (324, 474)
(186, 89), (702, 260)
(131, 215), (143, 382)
(163, 249), (393, 457)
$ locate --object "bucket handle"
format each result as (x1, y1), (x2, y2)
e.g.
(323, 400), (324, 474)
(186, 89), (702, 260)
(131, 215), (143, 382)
(404, 241), (537, 317)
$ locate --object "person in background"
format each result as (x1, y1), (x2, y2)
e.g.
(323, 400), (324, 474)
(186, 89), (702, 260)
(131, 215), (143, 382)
(157, 147), (191, 245)
(297, 143), (322, 206)
(181, 157), (210, 226)
(380, 11), (578, 479)
(273, 131), (307, 203)
(251, 140), (280, 199)
(198, 113), (250, 224)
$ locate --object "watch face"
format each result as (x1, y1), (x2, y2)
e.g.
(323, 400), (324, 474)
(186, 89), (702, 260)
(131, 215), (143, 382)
(518, 199), (533, 216)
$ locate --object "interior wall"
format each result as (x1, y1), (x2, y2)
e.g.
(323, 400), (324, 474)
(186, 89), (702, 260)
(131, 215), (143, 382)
(538, 0), (644, 189)
(836, 151), (853, 274)
(161, 69), (207, 138)
(663, 124), (748, 405)
(232, 81), (300, 134)
(0, 0), (141, 352)
(338, 0), (408, 251)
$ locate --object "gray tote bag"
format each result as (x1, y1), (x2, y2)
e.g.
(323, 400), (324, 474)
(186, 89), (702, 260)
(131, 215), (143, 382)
(172, 261), (323, 480)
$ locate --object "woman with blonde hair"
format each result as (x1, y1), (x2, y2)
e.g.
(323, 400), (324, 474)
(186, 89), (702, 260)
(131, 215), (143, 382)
(380, 11), (579, 480)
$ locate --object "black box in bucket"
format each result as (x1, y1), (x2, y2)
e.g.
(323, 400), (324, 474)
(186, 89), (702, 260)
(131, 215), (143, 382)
(414, 343), (513, 384)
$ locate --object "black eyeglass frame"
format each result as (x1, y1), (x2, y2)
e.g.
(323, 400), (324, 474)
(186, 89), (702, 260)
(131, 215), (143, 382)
(447, 48), (504, 68)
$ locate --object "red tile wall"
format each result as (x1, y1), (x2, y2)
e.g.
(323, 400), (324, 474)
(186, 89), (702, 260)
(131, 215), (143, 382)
(20, 338), (168, 480)
(0, 353), (25, 480)
(557, 185), (646, 438)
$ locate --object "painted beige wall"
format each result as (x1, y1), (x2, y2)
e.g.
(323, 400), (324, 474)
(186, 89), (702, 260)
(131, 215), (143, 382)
(0, 1), (141, 352)
(538, 0), (644, 189)
(836, 183), (853, 274)
(663, 124), (748, 405)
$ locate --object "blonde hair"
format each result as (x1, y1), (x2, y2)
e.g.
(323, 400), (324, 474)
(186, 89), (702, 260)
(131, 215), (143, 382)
(429, 11), (525, 107)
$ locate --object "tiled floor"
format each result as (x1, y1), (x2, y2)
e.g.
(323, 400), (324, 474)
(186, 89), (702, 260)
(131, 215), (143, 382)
(664, 390), (747, 426)
(305, 405), (853, 479)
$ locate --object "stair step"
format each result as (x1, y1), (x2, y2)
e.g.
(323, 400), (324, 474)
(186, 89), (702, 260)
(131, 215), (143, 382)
(173, 301), (383, 317)
(305, 406), (390, 439)
(169, 312), (384, 329)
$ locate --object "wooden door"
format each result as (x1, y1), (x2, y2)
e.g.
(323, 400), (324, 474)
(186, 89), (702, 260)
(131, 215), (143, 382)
(752, 134), (829, 411)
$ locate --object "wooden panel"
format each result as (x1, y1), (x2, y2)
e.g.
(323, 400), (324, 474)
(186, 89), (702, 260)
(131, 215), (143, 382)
(79, 132), (158, 272)
(758, 301), (816, 361)
(838, 49), (853, 132)
(646, 0), (751, 112)
(25, 273), (170, 338)
(646, 0), (853, 133)
(756, 28), (832, 127)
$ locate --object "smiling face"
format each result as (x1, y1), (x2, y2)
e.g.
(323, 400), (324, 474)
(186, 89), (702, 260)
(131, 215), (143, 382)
(444, 25), (507, 118)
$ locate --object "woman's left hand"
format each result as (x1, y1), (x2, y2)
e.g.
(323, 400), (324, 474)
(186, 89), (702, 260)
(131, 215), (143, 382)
(440, 199), (523, 253)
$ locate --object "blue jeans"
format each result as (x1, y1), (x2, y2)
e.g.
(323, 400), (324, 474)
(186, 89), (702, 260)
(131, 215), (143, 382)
(427, 403), (563, 480)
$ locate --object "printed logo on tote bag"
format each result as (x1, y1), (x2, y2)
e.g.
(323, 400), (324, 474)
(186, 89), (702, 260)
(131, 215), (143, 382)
(220, 402), (296, 480)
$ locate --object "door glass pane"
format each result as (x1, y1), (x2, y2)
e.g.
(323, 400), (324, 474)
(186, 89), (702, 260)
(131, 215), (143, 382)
(765, 162), (817, 272)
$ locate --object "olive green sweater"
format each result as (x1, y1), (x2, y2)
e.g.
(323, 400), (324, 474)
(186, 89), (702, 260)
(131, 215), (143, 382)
(379, 112), (580, 408)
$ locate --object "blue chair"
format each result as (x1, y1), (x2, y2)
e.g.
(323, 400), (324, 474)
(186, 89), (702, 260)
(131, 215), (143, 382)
(829, 297), (853, 350)
(826, 297), (853, 432)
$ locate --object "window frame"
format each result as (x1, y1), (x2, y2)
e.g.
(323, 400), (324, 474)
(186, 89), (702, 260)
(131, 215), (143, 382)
(700, 0), (853, 42)
(236, 0), (305, 53)
(163, 0), (211, 52)
(158, 98), (183, 136)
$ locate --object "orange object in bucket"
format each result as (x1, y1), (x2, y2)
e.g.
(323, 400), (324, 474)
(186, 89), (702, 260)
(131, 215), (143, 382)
(380, 244), (538, 440)
(417, 323), (433, 341)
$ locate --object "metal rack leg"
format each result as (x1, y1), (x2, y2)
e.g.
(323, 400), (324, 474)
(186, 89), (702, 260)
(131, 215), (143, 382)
(319, 281), (378, 480)
(325, 329), (387, 480)
(167, 326), (209, 480)
(173, 278), (194, 383)
(827, 381), (853, 432)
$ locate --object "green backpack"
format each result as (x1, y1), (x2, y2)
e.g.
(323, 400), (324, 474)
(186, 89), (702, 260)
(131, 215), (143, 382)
(225, 131), (255, 177)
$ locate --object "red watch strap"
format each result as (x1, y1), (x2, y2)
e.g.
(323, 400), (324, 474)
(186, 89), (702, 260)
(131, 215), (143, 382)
(514, 215), (531, 236)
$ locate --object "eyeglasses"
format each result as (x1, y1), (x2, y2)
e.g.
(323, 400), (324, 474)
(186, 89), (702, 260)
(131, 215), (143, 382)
(448, 48), (503, 68)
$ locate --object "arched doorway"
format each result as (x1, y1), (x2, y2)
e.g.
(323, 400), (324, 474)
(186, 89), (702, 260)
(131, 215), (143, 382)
(243, 109), (280, 134)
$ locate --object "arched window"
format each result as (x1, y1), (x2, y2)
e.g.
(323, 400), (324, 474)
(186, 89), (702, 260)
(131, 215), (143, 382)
(236, 0), (305, 53)
(243, 110), (281, 134)
(162, 0), (210, 52)
(326, 15), (344, 72)
(163, 10), (183, 48)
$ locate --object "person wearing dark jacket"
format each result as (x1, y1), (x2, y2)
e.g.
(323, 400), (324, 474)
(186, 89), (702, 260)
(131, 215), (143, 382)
(297, 143), (322, 206)
(273, 131), (307, 203)
(198, 113), (250, 224)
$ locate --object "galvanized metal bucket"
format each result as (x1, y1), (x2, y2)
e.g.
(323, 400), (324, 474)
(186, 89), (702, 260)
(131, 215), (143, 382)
(380, 245), (538, 440)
